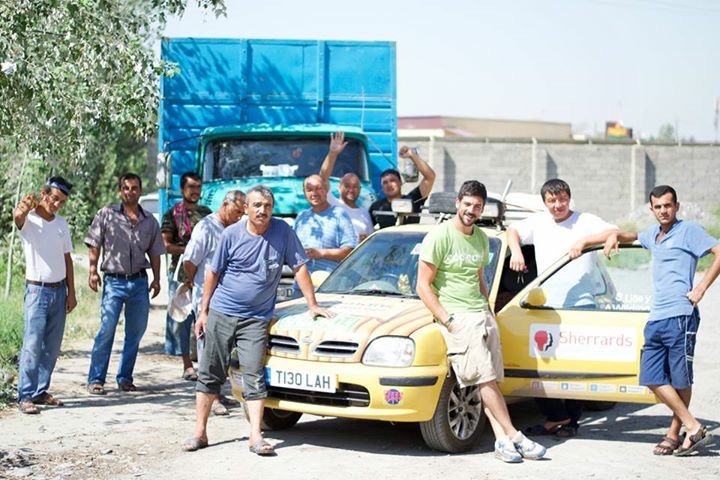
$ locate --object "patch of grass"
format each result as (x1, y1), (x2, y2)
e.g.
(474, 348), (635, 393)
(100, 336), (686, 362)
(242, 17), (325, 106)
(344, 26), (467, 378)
(698, 207), (720, 271)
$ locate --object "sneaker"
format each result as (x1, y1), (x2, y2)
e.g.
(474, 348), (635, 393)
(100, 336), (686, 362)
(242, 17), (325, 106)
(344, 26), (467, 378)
(512, 431), (547, 460)
(494, 438), (522, 463)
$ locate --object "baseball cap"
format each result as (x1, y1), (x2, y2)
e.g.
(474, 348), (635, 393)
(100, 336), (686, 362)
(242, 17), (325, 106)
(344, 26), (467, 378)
(46, 176), (73, 196)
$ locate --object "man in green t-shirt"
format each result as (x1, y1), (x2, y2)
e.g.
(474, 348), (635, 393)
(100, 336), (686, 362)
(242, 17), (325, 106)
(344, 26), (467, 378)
(417, 180), (547, 463)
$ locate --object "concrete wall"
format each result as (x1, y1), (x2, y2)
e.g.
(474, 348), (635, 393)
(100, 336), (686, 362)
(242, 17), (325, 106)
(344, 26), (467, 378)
(399, 137), (720, 224)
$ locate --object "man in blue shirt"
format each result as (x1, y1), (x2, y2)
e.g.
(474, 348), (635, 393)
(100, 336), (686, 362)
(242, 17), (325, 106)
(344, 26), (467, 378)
(294, 174), (356, 274)
(181, 185), (333, 456)
(605, 185), (720, 456)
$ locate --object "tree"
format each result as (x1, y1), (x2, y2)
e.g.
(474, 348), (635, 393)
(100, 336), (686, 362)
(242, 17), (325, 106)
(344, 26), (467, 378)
(656, 123), (676, 142)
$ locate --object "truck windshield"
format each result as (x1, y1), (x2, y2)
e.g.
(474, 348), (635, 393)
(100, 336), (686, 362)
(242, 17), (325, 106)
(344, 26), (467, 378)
(204, 137), (367, 180)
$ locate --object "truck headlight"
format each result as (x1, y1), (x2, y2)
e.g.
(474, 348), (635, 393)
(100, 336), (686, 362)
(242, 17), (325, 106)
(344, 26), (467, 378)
(362, 336), (415, 367)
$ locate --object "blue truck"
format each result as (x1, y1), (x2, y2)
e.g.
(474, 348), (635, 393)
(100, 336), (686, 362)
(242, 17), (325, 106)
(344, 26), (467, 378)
(157, 37), (398, 218)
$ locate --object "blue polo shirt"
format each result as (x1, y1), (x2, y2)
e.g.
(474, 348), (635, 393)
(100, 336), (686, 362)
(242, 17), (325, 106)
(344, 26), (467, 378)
(639, 220), (718, 321)
(209, 218), (308, 321)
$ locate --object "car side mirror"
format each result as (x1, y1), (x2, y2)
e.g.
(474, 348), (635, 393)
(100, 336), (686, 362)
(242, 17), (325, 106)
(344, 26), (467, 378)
(522, 287), (547, 307)
(311, 270), (330, 288)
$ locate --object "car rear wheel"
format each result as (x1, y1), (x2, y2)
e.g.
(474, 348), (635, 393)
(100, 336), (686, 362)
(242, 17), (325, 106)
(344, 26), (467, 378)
(420, 373), (486, 453)
(242, 404), (303, 430)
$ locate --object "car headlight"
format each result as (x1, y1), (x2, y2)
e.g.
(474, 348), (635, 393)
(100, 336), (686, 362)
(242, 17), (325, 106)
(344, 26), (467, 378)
(362, 336), (415, 367)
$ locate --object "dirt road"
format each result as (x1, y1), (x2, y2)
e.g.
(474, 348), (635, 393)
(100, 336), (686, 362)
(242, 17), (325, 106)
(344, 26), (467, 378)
(1, 280), (719, 479)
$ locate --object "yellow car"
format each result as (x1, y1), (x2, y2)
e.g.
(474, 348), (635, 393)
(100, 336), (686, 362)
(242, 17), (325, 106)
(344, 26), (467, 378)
(229, 196), (656, 453)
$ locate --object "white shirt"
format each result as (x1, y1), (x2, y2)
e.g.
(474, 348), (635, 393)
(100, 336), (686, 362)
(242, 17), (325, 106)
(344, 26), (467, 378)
(183, 213), (225, 312)
(327, 193), (374, 240)
(20, 210), (73, 282)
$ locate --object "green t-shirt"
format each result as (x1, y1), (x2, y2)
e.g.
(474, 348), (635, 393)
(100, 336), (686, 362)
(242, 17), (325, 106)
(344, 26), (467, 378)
(419, 221), (489, 312)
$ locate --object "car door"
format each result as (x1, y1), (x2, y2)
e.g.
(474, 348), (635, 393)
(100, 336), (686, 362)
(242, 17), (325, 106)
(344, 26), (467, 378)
(495, 245), (657, 404)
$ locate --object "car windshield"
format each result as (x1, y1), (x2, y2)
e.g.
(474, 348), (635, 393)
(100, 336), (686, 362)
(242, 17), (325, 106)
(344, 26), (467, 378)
(318, 231), (501, 297)
(204, 137), (367, 180)
(318, 231), (425, 297)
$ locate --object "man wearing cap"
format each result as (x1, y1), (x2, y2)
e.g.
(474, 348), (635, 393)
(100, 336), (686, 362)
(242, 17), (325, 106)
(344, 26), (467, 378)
(13, 176), (76, 414)
(161, 171), (212, 382)
(369, 145), (436, 229)
(84, 173), (165, 395)
(182, 190), (246, 415)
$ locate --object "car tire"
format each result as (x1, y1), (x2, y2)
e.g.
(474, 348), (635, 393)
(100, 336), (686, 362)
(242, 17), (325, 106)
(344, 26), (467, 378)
(584, 401), (617, 412)
(242, 404), (303, 430)
(419, 373), (486, 453)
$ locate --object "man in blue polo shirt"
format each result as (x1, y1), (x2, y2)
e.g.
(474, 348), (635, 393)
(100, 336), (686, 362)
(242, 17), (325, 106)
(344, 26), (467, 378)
(604, 185), (720, 456)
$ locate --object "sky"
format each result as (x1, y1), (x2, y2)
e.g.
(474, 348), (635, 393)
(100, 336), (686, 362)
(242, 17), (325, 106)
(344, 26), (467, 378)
(165, 0), (720, 141)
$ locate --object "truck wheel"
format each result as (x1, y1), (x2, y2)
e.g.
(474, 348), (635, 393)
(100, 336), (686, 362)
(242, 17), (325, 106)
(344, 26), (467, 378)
(420, 373), (486, 453)
(584, 401), (617, 412)
(242, 404), (303, 430)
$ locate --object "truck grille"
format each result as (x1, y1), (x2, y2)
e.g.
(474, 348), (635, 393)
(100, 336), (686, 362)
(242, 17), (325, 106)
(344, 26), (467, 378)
(269, 383), (370, 407)
(313, 341), (359, 357)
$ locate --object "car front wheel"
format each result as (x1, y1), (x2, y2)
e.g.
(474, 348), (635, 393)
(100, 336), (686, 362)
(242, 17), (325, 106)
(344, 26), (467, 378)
(420, 373), (486, 453)
(243, 404), (303, 430)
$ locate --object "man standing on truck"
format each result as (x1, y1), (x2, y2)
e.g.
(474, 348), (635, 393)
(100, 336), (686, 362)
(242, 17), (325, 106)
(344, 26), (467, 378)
(507, 178), (618, 438)
(319, 131), (374, 241)
(85, 173), (165, 395)
(369, 145), (436, 229)
(14, 176), (76, 414)
(294, 174), (356, 276)
(161, 172), (212, 382)
(181, 185), (333, 455)
(416, 180), (547, 463)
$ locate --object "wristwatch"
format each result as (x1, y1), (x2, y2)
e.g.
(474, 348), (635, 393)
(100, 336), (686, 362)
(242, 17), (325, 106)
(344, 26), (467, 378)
(445, 314), (455, 327)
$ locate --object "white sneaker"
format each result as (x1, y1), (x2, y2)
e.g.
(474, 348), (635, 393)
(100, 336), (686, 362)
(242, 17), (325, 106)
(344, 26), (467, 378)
(512, 431), (547, 460)
(494, 438), (523, 463)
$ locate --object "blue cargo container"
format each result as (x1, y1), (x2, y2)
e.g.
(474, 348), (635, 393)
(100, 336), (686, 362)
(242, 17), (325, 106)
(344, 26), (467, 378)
(158, 37), (397, 216)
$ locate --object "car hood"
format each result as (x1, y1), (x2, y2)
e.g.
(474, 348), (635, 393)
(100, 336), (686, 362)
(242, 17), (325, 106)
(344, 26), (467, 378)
(269, 293), (431, 362)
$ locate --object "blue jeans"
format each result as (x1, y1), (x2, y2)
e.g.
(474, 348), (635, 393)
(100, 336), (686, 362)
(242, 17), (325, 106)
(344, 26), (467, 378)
(164, 278), (193, 356)
(18, 282), (67, 402)
(87, 276), (150, 385)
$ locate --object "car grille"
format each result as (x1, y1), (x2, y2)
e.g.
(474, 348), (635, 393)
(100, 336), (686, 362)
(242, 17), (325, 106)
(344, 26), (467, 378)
(269, 383), (370, 407)
(268, 336), (360, 358)
(313, 341), (358, 356)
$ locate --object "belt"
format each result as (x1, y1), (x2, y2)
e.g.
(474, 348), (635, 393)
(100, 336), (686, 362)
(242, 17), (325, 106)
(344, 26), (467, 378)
(26, 279), (65, 288)
(104, 270), (147, 280)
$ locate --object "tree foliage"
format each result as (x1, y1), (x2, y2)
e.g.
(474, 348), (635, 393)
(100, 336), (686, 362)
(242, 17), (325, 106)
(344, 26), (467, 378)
(0, 0), (225, 241)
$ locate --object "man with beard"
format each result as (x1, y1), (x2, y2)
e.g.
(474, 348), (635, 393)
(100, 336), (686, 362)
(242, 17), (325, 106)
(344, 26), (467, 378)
(319, 131), (374, 241)
(181, 185), (333, 455)
(416, 180), (547, 463)
(85, 173), (165, 394)
(14, 176), (76, 414)
(161, 172), (212, 381)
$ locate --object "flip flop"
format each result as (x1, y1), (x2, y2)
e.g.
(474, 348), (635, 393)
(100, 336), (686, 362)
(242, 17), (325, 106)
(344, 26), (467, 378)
(555, 424), (578, 438)
(32, 392), (64, 406)
(181, 437), (209, 452)
(249, 440), (276, 456)
(18, 400), (40, 415)
(674, 426), (711, 456)
(212, 401), (229, 416)
(523, 423), (562, 436)
(87, 383), (106, 395)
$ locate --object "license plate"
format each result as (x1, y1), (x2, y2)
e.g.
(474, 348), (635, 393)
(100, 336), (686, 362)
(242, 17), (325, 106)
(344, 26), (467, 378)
(265, 367), (336, 393)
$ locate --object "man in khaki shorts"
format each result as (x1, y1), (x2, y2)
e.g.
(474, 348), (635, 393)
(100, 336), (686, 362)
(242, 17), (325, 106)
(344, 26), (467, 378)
(416, 180), (547, 463)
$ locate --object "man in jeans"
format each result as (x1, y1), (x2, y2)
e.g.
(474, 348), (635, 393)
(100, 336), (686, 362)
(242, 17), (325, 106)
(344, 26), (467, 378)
(161, 171), (212, 381)
(14, 176), (76, 414)
(84, 173), (165, 395)
(416, 180), (547, 463)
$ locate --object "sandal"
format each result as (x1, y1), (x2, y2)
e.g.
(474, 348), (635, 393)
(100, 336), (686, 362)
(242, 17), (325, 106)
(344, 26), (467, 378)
(555, 424), (578, 438)
(212, 400), (229, 416)
(18, 400), (40, 415)
(87, 383), (106, 395)
(118, 382), (137, 392)
(248, 439), (276, 456)
(181, 437), (208, 452)
(524, 423), (562, 436)
(32, 392), (64, 406)
(182, 367), (198, 381)
(653, 435), (680, 455)
(674, 426), (711, 456)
